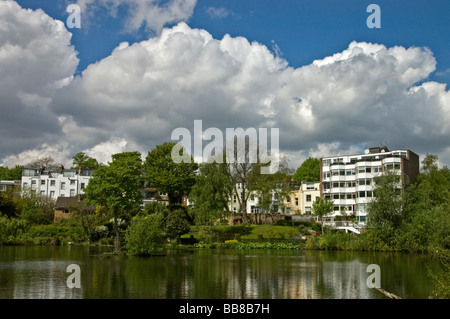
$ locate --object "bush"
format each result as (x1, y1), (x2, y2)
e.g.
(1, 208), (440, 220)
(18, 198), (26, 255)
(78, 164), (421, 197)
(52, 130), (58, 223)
(0, 214), (28, 244)
(26, 225), (87, 244)
(125, 213), (166, 256)
(166, 209), (190, 241)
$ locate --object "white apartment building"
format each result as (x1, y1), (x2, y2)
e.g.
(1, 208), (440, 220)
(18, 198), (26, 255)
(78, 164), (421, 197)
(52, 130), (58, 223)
(320, 147), (419, 225)
(21, 167), (94, 199)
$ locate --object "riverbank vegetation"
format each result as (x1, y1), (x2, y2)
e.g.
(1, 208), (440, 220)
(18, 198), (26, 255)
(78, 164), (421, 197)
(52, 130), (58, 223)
(0, 151), (449, 297)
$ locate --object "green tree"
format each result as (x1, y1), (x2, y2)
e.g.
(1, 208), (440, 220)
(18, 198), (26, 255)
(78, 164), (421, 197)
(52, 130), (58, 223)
(312, 197), (334, 234)
(189, 160), (232, 226)
(144, 142), (198, 208)
(84, 151), (143, 251)
(366, 169), (405, 246)
(0, 165), (23, 180)
(71, 152), (99, 170)
(165, 209), (191, 242)
(293, 157), (320, 183)
(126, 213), (166, 256)
(251, 157), (293, 223)
(19, 188), (55, 225)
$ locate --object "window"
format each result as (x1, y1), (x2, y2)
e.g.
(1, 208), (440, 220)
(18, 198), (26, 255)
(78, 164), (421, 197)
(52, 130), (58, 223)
(339, 170), (345, 176)
(23, 182), (28, 188)
(366, 167), (372, 173)
(359, 191), (366, 198)
(70, 189), (76, 197)
(61, 182), (66, 190)
(70, 180), (76, 186)
(306, 195), (311, 202)
(346, 170), (354, 176)
(233, 195), (237, 203)
(358, 167), (365, 174)
(81, 183), (85, 190)
(50, 191), (55, 198)
(50, 180), (55, 186)
(31, 180), (37, 185)
(295, 198), (298, 206)
(332, 170), (339, 176)
(306, 183), (315, 190)
(305, 207), (311, 213)
(41, 180), (45, 185)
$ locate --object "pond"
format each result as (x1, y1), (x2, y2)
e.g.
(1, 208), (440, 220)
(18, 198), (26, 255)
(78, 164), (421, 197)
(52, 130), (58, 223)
(0, 245), (441, 299)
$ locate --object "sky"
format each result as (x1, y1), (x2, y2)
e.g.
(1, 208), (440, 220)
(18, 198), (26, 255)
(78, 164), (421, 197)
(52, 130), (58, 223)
(1, 0), (449, 171)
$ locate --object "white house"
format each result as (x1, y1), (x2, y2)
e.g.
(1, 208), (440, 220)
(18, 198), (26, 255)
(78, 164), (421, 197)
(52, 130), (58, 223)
(21, 167), (94, 199)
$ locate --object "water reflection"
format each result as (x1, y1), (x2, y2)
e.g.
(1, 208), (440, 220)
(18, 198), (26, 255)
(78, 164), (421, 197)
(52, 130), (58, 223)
(0, 246), (439, 299)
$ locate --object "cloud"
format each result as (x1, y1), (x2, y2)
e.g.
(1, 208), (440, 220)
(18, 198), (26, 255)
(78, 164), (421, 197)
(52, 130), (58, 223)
(205, 7), (231, 19)
(76, 0), (197, 34)
(1, 4), (449, 170)
(0, 0), (78, 159)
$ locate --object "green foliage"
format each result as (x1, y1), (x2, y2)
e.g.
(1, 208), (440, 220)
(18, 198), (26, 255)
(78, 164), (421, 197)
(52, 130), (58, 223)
(144, 142), (198, 206)
(189, 161), (232, 226)
(293, 157), (320, 183)
(429, 251), (450, 299)
(125, 213), (166, 256)
(0, 165), (22, 180)
(368, 169), (405, 232)
(20, 196), (54, 225)
(71, 152), (99, 169)
(0, 214), (28, 244)
(84, 151), (143, 250)
(85, 151), (143, 211)
(0, 192), (22, 218)
(166, 209), (191, 241)
(26, 225), (87, 245)
(312, 197), (334, 234)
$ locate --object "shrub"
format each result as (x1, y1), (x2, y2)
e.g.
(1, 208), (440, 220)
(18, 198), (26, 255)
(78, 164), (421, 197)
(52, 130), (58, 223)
(0, 214), (28, 244)
(26, 225), (87, 244)
(125, 213), (166, 256)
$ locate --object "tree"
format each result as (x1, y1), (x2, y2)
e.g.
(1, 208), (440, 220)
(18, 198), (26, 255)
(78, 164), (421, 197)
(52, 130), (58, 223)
(165, 209), (191, 242)
(312, 197), (334, 234)
(251, 157), (293, 223)
(27, 156), (60, 171)
(293, 157), (320, 183)
(0, 165), (22, 180)
(189, 160), (233, 226)
(72, 152), (99, 170)
(366, 169), (405, 245)
(144, 142), (198, 208)
(84, 151), (143, 251)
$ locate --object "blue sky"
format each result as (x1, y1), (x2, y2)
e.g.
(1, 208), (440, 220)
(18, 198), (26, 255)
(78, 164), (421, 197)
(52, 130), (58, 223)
(2, 0), (450, 168)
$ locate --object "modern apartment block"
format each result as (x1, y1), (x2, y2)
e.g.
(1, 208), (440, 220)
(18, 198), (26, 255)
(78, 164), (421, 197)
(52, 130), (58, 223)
(21, 167), (94, 199)
(320, 147), (419, 224)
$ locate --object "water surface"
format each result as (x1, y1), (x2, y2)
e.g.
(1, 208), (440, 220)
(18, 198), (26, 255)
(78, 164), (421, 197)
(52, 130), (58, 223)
(0, 246), (440, 299)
